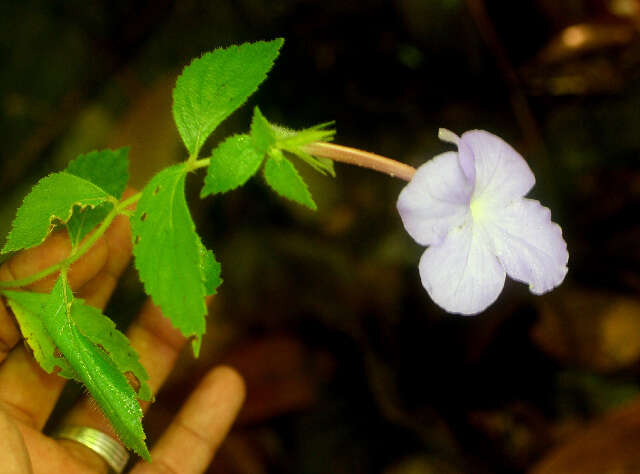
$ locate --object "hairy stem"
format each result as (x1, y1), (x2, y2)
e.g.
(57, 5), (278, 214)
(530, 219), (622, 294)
(303, 142), (416, 181)
(0, 194), (142, 290)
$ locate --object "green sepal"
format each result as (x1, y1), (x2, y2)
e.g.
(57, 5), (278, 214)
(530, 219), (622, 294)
(250, 108), (336, 177)
(273, 122), (336, 176)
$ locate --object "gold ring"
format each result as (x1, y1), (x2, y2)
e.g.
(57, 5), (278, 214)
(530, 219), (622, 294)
(51, 425), (130, 473)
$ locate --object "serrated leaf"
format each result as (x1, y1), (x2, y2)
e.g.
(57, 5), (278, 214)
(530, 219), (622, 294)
(200, 134), (264, 197)
(65, 204), (112, 248)
(132, 164), (215, 356)
(4, 277), (150, 459)
(264, 155), (317, 210)
(250, 106), (276, 154)
(6, 293), (75, 378)
(72, 301), (152, 402)
(2, 172), (112, 254)
(172, 39), (284, 157)
(65, 148), (130, 246)
(66, 148), (129, 198)
(199, 243), (222, 296)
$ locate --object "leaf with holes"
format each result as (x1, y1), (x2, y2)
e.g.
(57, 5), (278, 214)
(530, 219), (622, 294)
(264, 154), (317, 210)
(65, 148), (130, 246)
(4, 276), (150, 459)
(200, 134), (264, 197)
(2, 172), (113, 254)
(131, 164), (216, 356)
(172, 39), (284, 157)
(6, 292), (75, 378)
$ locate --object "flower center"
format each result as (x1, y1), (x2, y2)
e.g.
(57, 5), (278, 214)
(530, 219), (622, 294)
(469, 197), (487, 222)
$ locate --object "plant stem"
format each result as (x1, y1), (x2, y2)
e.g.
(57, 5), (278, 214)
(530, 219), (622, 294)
(303, 142), (416, 181)
(0, 193), (142, 290)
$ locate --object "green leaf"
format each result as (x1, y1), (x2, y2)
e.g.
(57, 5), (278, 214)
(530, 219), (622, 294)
(132, 164), (215, 356)
(65, 148), (130, 246)
(66, 148), (129, 198)
(263, 154), (317, 210)
(173, 39), (284, 157)
(250, 106), (276, 154)
(2, 172), (112, 254)
(200, 134), (264, 197)
(199, 243), (222, 296)
(71, 301), (152, 402)
(4, 277), (150, 459)
(6, 293), (75, 378)
(65, 205), (112, 248)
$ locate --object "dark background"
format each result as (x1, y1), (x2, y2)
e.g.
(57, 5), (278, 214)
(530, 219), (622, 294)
(2, 1), (640, 473)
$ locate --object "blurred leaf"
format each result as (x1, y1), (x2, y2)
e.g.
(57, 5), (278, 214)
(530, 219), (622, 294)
(532, 289), (640, 372)
(531, 395), (640, 474)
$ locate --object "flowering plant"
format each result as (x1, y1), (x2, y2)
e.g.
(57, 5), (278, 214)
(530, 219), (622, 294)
(0, 39), (568, 458)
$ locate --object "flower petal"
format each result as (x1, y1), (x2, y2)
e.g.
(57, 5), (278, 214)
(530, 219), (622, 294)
(460, 130), (535, 204)
(397, 152), (473, 246)
(486, 198), (568, 294)
(419, 219), (506, 315)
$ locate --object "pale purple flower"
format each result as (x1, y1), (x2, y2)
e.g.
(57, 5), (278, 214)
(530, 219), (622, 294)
(397, 129), (568, 315)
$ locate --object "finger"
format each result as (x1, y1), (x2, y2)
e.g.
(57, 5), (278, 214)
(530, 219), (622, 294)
(57, 299), (189, 469)
(0, 405), (32, 473)
(62, 299), (190, 432)
(0, 187), (137, 360)
(131, 366), (245, 474)
(0, 212), (134, 431)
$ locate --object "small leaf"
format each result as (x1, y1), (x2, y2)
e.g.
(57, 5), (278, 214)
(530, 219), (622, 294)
(132, 164), (214, 356)
(264, 154), (317, 210)
(2, 172), (111, 253)
(66, 148), (129, 198)
(199, 243), (222, 296)
(4, 278), (150, 459)
(65, 148), (130, 246)
(200, 134), (264, 197)
(66, 204), (112, 248)
(172, 39), (284, 157)
(250, 106), (276, 154)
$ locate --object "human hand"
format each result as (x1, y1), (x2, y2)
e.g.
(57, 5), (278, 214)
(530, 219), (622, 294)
(0, 197), (245, 473)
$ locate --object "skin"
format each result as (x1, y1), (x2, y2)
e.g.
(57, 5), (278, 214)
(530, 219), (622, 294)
(0, 190), (245, 473)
